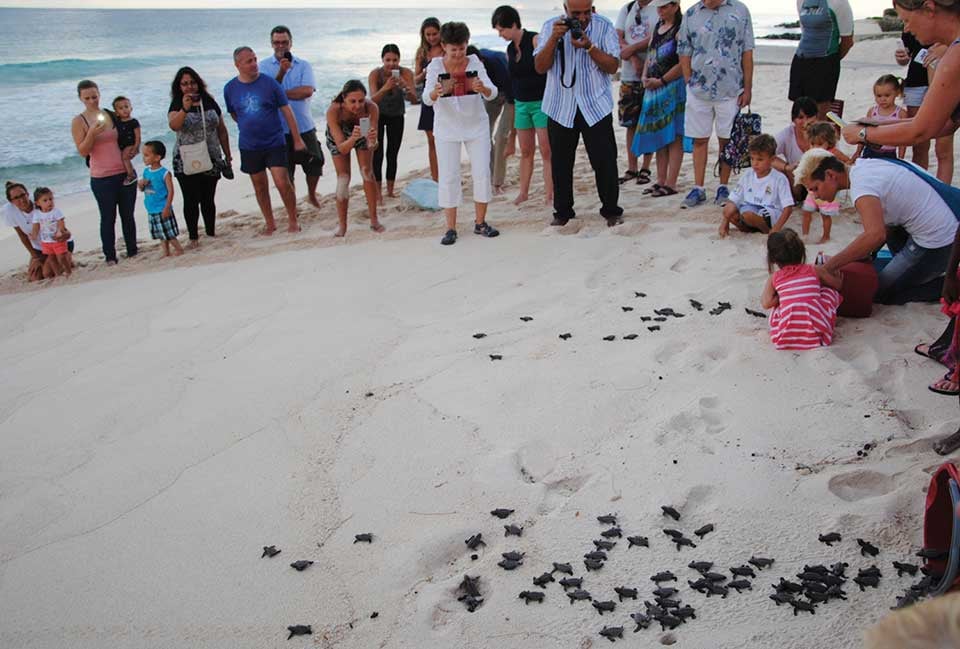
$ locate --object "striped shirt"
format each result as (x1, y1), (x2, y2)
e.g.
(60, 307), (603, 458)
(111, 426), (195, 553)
(534, 14), (620, 128)
(768, 264), (842, 351)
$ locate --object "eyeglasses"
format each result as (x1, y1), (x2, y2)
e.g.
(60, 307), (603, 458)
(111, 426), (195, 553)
(271, 39), (291, 46)
(8, 192), (28, 201)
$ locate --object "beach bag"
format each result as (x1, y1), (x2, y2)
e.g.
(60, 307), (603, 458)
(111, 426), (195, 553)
(922, 462), (960, 594)
(401, 178), (440, 211)
(179, 99), (213, 175)
(836, 261), (878, 318)
(719, 109), (762, 175)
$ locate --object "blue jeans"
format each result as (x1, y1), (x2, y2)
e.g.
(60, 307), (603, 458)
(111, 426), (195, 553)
(875, 226), (952, 304)
(90, 173), (137, 262)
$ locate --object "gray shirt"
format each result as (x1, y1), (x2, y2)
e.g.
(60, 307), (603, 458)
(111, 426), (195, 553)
(677, 0), (755, 101)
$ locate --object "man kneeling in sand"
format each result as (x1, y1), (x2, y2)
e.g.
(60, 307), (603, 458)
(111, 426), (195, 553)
(224, 46), (305, 234)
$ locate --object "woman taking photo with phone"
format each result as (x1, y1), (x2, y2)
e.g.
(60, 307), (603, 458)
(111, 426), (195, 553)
(369, 44), (417, 203)
(414, 17), (444, 182)
(325, 80), (383, 237)
(168, 66), (233, 247)
(71, 79), (137, 264)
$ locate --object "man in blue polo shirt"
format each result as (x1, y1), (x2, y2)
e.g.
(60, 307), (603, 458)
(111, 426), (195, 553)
(260, 25), (325, 208)
(224, 45), (305, 234)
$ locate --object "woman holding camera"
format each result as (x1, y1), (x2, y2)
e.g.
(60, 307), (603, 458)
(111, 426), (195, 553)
(423, 21), (499, 245)
(325, 80), (383, 237)
(168, 67), (232, 246)
(369, 44), (417, 202)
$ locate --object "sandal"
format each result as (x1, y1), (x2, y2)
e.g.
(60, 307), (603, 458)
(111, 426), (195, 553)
(929, 371), (960, 396)
(915, 343), (934, 360)
(636, 168), (652, 185)
(651, 186), (678, 197)
(642, 183), (662, 196)
(618, 169), (640, 184)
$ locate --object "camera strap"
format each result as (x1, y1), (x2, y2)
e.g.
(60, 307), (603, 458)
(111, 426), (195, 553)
(558, 37), (577, 89)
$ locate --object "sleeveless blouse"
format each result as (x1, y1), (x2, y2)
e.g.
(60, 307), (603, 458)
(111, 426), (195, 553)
(375, 68), (406, 117)
(508, 30), (546, 102)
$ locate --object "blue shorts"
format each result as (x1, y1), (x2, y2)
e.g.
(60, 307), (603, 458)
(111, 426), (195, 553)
(240, 146), (288, 175)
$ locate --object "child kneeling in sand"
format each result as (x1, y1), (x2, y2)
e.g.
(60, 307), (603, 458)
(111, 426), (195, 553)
(30, 187), (72, 278)
(719, 134), (795, 238)
(761, 229), (842, 350)
(138, 140), (183, 257)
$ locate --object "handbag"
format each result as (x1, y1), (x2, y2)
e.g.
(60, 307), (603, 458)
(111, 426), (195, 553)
(719, 108), (762, 175)
(178, 98), (213, 175)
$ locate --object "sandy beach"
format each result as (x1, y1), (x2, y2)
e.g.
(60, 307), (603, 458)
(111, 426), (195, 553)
(0, 37), (954, 649)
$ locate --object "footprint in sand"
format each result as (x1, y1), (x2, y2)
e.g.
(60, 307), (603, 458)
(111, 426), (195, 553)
(827, 469), (897, 502)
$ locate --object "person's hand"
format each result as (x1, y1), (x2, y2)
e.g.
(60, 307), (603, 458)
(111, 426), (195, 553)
(382, 75), (398, 92)
(944, 270), (960, 305)
(926, 43), (949, 68)
(162, 206), (172, 220)
(841, 123), (861, 145)
(551, 20), (570, 43)
(292, 136), (306, 152)
(815, 264), (840, 285)
(894, 46), (911, 66)
(137, 178), (148, 191)
(279, 58), (293, 75)
(432, 81), (445, 101)
(366, 126), (377, 146)
(504, 139), (516, 158)
(350, 125), (362, 142)
(471, 77), (487, 95)
(738, 88), (752, 108)
(90, 118), (106, 137)
(572, 34), (591, 50)
(182, 93), (195, 111)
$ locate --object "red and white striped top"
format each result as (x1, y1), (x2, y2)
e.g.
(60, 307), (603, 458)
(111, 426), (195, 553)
(769, 264), (842, 351)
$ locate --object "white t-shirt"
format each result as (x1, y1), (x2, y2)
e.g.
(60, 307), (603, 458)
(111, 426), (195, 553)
(849, 158), (958, 249)
(729, 168), (795, 213)
(775, 124), (805, 166)
(31, 208), (65, 244)
(3, 201), (41, 250)
(615, 0), (658, 83)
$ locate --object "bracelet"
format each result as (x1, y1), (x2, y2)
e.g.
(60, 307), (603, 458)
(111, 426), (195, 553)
(586, 43), (595, 53)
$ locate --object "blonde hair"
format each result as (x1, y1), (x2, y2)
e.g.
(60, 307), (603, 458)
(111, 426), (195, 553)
(794, 147), (839, 186)
(806, 121), (838, 149)
(864, 593), (960, 649)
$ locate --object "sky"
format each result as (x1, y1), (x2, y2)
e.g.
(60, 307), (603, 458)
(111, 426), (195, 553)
(1, 0), (888, 17)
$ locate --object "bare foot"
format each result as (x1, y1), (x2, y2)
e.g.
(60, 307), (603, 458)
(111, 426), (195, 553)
(334, 227), (346, 237)
(370, 222), (385, 233)
(816, 236), (830, 244)
(172, 248), (183, 257)
(544, 194), (553, 206)
(513, 193), (529, 206)
(387, 191), (397, 198)
(287, 222), (301, 233)
(307, 194), (320, 208)
(929, 375), (959, 395)
(258, 226), (276, 237)
(493, 185), (505, 196)
(934, 429), (960, 455)
(188, 239), (200, 249)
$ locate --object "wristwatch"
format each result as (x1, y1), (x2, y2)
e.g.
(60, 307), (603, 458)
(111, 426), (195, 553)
(858, 127), (869, 145)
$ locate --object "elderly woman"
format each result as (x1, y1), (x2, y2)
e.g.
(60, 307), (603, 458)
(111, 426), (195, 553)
(168, 67), (232, 247)
(3, 181), (71, 281)
(789, 0), (854, 119)
(71, 79), (137, 264)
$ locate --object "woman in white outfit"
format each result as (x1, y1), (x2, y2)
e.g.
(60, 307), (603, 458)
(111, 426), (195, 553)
(423, 21), (500, 245)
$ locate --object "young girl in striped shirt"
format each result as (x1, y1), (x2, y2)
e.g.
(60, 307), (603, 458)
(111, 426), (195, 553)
(761, 228), (843, 351)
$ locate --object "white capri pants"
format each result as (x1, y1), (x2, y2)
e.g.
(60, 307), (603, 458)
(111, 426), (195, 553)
(436, 136), (492, 208)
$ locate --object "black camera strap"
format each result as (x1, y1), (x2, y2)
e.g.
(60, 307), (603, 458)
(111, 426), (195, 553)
(558, 37), (577, 89)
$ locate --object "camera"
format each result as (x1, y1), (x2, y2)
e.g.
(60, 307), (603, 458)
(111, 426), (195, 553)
(562, 17), (584, 40)
(283, 51), (293, 62)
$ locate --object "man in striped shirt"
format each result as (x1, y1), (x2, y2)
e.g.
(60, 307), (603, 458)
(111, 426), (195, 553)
(534, 0), (624, 227)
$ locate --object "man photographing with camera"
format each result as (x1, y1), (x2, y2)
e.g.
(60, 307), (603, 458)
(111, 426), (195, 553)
(534, 0), (623, 227)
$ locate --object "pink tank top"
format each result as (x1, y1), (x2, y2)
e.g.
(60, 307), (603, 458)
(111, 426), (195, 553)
(83, 115), (125, 178)
(869, 104), (905, 153)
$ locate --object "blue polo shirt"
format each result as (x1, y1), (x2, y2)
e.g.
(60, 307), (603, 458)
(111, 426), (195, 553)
(259, 54), (317, 135)
(223, 73), (289, 151)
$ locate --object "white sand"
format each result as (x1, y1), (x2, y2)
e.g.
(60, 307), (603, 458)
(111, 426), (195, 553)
(0, 39), (954, 648)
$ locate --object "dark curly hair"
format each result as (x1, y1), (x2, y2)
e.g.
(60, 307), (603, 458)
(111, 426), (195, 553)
(170, 66), (217, 109)
(767, 228), (806, 272)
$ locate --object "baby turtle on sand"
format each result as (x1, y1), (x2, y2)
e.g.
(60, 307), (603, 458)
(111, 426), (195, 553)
(502, 551), (525, 562)
(690, 299), (704, 311)
(490, 508), (514, 519)
(893, 561), (919, 577)
(354, 533), (373, 543)
(830, 562), (849, 577)
(917, 548), (949, 561)
(460, 595), (483, 612)
(731, 565), (757, 578)
(826, 585), (848, 600)
(559, 333), (573, 340)
(790, 600), (816, 616)
(745, 308), (766, 318)
(631, 611), (653, 631)
(592, 600), (617, 615)
(498, 559), (523, 570)
(858, 539), (880, 557)
(694, 524), (714, 539)
(597, 514), (618, 525)
(518, 590), (545, 604)
(802, 581), (827, 594)
(585, 558), (605, 571)
(651, 571), (677, 583)
(688, 561), (713, 573)
(504, 524), (523, 537)
(623, 334), (639, 340)
(459, 575), (481, 597)
(774, 579), (804, 594)
(287, 625), (312, 640)
(770, 592), (795, 606)
(704, 572), (727, 583)
(749, 556), (775, 570)
(648, 325), (661, 331)
(635, 291), (647, 298)
(655, 597), (681, 609)
(262, 545), (281, 558)
(465, 534), (486, 550)
(806, 591), (830, 603)
(622, 306), (634, 312)
(552, 562), (574, 575)
(601, 527), (623, 538)
(595, 539), (617, 550)
(472, 333), (486, 339)
(653, 317), (668, 322)
(615, 587), (638, 601)
(600, 626), (624, 642)
(655, 614), (683, 631)
(661, 506), (681, 521)
(568, 589), (593, 603)
(584, 551), (608, 561)
(533, 573), (555, 588)
(662, 529), (683, 539)
(675, 605), (697, 621)
(559, 577), (583, 589)
(672, 536), (697, 551)
(705, 583), (729, 598)
(729, 579), (752, 592)
(859, 566), (882, 578)
(290, 560), (314, 572)
(627, 536), (649, 548)
(489, 354), (503, 361)
(818, 532), (842, 546)
(854, 575), (880, 591)
(603, 335), (617, 341)
(520, 316), (533, 322)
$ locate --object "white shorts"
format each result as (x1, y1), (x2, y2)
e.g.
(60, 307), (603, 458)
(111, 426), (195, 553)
(684, 91), (740, 140)
(903, 86), (927, 109)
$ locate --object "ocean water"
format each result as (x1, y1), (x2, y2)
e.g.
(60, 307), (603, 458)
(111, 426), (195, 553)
(0, 7), (796, 200)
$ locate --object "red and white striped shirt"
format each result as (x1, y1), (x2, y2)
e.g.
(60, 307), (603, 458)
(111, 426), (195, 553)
(769, 264), (842, 351)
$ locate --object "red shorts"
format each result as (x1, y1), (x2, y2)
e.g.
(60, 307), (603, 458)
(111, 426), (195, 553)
(41, 241), (68, 255)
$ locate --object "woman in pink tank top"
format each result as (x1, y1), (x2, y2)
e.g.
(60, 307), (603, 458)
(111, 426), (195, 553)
(71, 79), (138, 264)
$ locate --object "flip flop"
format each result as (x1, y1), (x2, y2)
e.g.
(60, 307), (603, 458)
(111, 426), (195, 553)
(642, 183), (662, 195)
(929, 371), (960, 396)
(651, 186), (679, 197)
(915, 344), (933, 359)
(618, 170), (640, 185)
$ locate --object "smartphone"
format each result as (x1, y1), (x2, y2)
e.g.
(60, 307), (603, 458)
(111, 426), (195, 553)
(391, 69), (401, 79)
(359, 117), (371, 134)
(283, 51), (293, 62)
(825, 111), (846, 129)
(97, 112), (106, 123)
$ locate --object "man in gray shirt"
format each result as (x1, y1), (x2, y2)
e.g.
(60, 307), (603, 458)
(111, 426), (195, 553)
(677, 0), (754, 208)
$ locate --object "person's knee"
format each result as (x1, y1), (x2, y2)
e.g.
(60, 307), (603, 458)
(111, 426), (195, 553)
(336, 174), (350, 200)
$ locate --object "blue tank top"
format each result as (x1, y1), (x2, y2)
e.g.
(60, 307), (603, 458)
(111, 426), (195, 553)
(142, 166), (170, 214)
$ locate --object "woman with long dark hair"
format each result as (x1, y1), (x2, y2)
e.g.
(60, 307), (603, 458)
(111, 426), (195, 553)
(168, 66), (232, 246)
(369, 44), (417, 202)
(414, 17), (443, 182)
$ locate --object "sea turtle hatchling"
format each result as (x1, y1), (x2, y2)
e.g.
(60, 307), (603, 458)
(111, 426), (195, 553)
(599, 626), (624, 642)
(498, 559), (523, 570)
(688, 561), (713, 573)
(601, 527), (623, 539)
(731, 565), (757, 578)
(262, 545), (281, 558)
(630, 611), (653, 631)
(287, 625), (312, 640)
(501, 551), (525, 562)
(559, 577), (583, 590)
(858, 539), (880, 557)
(592, 600), (617, 615)
(584, 551), (608, 561)
(661, 506), (681, 521)
(290, 560), (313, 572)
(653, 587), (678, 598)
(818, 532), (842, 546)
(627, 536), (648, 548)
(354, 533), (373, 544)
(597, 514), (618, 525)
(584, 558), (605, 571)
(464, 534), (486, 550)
(552, 562), (574, 575)
(694, 524), (714, 539)
(594, 539), (617, 551)
(893, 561), (919, 577)
(490, 508), (515, 519)
(790, 600), (816, 615)
(650, 571), (677, 583)
(614, 587), (638, 601)
(504, 524), (523, 537)
(518, 591), (545, 604)
(749, 556), (775, 570)
(729, 579), (753, 592)
(567, 589), (592, 604)
(533, 573), (555, 588)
